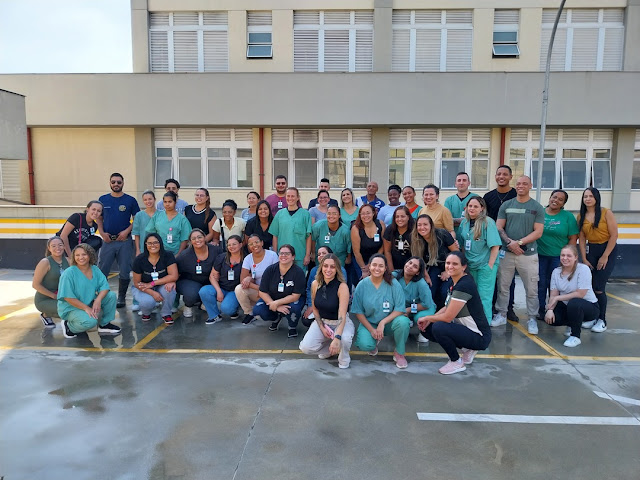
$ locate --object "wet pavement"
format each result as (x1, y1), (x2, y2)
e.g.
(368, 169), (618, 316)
(1, 270), (639, 480)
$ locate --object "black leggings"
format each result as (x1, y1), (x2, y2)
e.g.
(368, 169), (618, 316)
(586, 243), (617, 323)
(422, 322), (491, 362)
(552, 298), (600, 338)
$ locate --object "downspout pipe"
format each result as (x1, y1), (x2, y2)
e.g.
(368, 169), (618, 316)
(500, 128), (506, 166)
(27, 127), (35, 205)
(259, 128), (265, 198)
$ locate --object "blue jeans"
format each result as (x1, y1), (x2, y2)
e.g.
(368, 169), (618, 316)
(253, 298), (305, 329)
(538, 255), (560, 317)
(199, 285), (239, 319)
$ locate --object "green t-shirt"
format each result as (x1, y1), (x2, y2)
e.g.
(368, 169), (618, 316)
(497, 197), (545, 256)
(537, 209), (579, 257)
(458, 217), (502, 268)
(444, 192), (478, 239)
(57, 265), (110, 320)
(311, 220), (352, 266)
(351, 277), (405, 325)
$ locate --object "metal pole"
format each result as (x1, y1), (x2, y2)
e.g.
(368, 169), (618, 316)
(537, 0), (566, 202)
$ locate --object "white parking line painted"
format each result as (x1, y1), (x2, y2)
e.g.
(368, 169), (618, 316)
(593, 391), (640, 407)
(416, 413), (640, 425)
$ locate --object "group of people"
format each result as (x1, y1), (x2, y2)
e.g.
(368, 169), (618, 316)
(32, 168), (618, 373)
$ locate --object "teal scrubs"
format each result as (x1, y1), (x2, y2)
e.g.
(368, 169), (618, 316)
(145, 211), (191, 255)
(311, 220), (352, 266)
(269, 208), (312, 270)
(351, 277), (411, 354)
(392, 271), (436, 322)
(57, 265), (117, 333)
(458, 217), (501, 323)
(132, 210), (155, 243)
(444, 192), (478, 239)
(340, 207), (359, 226)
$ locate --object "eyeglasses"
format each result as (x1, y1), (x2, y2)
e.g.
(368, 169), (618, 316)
(146, 241), (160, 246)
(110, 180), (123, 185)
(279, 252), (292, 257)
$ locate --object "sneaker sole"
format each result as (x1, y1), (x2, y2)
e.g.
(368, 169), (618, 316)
(440, 365), (467, 375)
(60, 321), (77, 339)
(41, 318), (56, 328)
(97, 330), (121, 335)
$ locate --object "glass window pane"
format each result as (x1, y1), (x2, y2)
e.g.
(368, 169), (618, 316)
(411, 159), (435, 187)
(441, 159), (466, 188)
(208, 160), (231, 188)
(472, 148), (489, 158)
(492, 44), (520, 56)
(510, 148), (526, 159)
(389, 148), (405, 158)
(412, 148), (435, 159)
(441, 148), (466, 159)
(562, 149), (587, 159)
(157, 147), (172, 157)
(248, 32), (272, 44)
(324, 160), (346, 188)
(508, 159), (526, 184)
(294, 160), (317, 188)
(632, 161), (640, 190)
(353, 148), (370, 159)
(532, 149), (556, 159)
(493, 31), (518, 43)
(155, 159), (172, 187)
(593, 149), (611, 159)
(562, 161), (586, 189)
(294, 148), (318, 159)
(323, 148), (347, 159)
(531, 160), (556, 188)
(237, 148), (252, 158)
(237, 158), (252, 188)
(471, 159), (488, 189)
(273, 159), (288, 187)
(273, 148), (289, 159)
(179, 147), (202, 157)
(207, 148), (230, 158)
(389, 160), (405, 186)
(247, 45), (273, 57)
(179, 159), (202, 187)
(592, 160), (611, 190)
(352, 160), (369, 188)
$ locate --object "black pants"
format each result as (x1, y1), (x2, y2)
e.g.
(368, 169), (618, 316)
(586, 243), (617, 323)
(422, 322), (491, 362)
(552, 298), (600, 338)
(176, 279), (207, 307)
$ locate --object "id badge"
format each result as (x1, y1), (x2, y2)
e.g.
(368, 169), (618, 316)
(465, 239), (472, 251)
(151, 271), (159, 281)
(167, 234), (173, 244)
(195, 265), (202, 274)
(585, 244), (589, 254)
(397, 240), (404, 250)
(227, 269), (235, 281)
(410, 303), (418, 314)
(374, 233), (380, 242)
(277, 282), (285, 293)
(324, 235), (331, 244)
(382, 300), (390, 313)
(251, 268), (256, 279)
(499, 249), (506, 259)
(90, 227), (95, 235)
(277, 201), (283, 209)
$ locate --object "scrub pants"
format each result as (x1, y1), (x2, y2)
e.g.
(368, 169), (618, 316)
(537, 255), (560, 318)
(586, 243), (617, 324)
(551, 298), (599, 338)
(234, 284), (261, 315)
(469, 263), (498, 325)
(299, 316), (355, 366)
(64, 291), (117, 334)
(98, 238), (134, 280)
(133, 286), (175, 317)
(421, 321), (491, 362)
(253, 298), (305, 329)
(199, 286), (239, 319)
(354, 315), (411, 355)
(176, 279), (207, 307)
(35, 297), (58, 318)
(496, 252), (539, 318)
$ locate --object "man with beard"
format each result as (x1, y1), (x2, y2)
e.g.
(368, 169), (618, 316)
(96, 173), (140, 308)
(266, 175), (301, 214)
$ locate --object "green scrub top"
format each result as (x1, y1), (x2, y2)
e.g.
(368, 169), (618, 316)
(351, 277), (405, 325)
(458, 217), (502, 269)
(392, 271), (436, 311)
(57, 265), (110, 319)
(340, 207), (359, 226)
(444, 192), (478, 239)
(269, 208), (312, 269)
(311, 220), (352, 266)
(537, 209), (579, 257)
(132, 210), (155, 241)
(145, 211), (191, 255)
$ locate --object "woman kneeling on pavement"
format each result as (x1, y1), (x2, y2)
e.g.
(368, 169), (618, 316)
(418, 252), (491, 375)
(254, 244), (306, 338)
(299, 254), (353, 368)
(543, 245), (599, 348)
(33, 236), (70, 327)
(352, 254), (411, 369)
(57, 244), (120, 338)
(132, 233), (178, 325)
(302, 246), (348, 327)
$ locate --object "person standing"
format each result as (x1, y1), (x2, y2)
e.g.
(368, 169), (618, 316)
(383, 206), (414, 270)
(269, 187), (312, 270)
(185, 188), (217, 243)
(241, 191), (261, 221)
(577, 187), (618, 333)
(266, 175), (301, 214)
(97, 173), (140, 308)
(494, 176), (544, 335)
(356, 181), (385, 212)
(33, 236), (70, 327)
(377, 185), (404, 226)
(309, 190), (330, 224)
(244, 200), (274, 251)
(132, 191), (157, 256)
(311, 205), (352, 268)
(339, 188), (359, 226)
(145, 192), (191, 256)
(156, 178), (189, 214)
(444, 172), (478, 240)
(402, 186), (421, 220)
(212, 199), (246, 250)
(307, 178), (339, 209)
(350, 204), (385, 281)
(419, 185), (455, 239)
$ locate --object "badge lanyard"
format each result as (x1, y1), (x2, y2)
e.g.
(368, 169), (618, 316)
(167, 227), (173, 244)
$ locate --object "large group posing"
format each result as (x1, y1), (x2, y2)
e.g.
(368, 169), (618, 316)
(32, 167), (618, 375)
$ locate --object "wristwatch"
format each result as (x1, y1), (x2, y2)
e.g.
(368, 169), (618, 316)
(517, 240), (523, 246)
(335, 334), (342, 340)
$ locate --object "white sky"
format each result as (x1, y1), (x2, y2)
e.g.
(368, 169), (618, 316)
(0, 0), (132, 73)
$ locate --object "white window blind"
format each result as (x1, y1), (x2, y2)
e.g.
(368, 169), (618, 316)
(293, 11), (373, 72)
(149, 12), (228, 72)
(0, 159), (23, 201)
(392, 10), (473, 72)
(247, 11), (273, 58)
(540, 9), (624, 71)
(493, 10), (520, 57)
(632, 130), (640, 190)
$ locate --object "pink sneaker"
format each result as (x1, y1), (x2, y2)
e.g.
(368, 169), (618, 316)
(460, 348), (477, 365)
(393, 351), (408, 369)
(438, 359), (466, 375)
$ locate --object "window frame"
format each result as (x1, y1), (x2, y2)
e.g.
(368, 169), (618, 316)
(247, 20), (273, 59)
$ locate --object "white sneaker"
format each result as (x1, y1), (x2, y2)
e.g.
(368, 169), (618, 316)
(183, 306), (193, 318)
(564, 326), (572, 337)
(527, 318), (539, 335)
(591, 319), (607, 333)
(416, 333), (429, 344)
(581, 319), (597, 329)
(563, 336), (582, 347)
(200, 303), (207, 311)
(318, 353), (331, 359)
(491, 313), (507, 327)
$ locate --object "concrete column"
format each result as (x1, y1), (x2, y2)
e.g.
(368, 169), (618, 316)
(133, 128), (154, 200)
(131, 0), (150, 73)
(373, 0), (392, 72)
(624, 0), (640, 72)
(371, 127), (390, 189)
(611, 128), (636, 211)
(228, 10), (246, 73)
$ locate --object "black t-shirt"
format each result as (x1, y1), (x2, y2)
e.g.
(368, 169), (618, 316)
(244, 216), (273, 250)
(59, 212), (97, 250)
(313, 278), (342, 320)
(383, 227), (412, 270)
(484, 188), (517, 221)
(354, 220), (383, 265)
(421, 229), (455, 268)
(176, 244), (221, 284)
(132, 251), (176, 283)
(259, 263), (306, 301)
(184, 205), (216, 236)
(213, 252), (243, 291)
(446, 274), (492, 339)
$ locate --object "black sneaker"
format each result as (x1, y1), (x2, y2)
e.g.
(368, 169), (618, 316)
(98, 322), (121, 335)
(141, 314), (151, 322)
(40, 313), (55, 328)
(205, 315), (222, 325)
(268, 318), (281, 332)
(61, 320), (77, 339)
(507, 309), (520, 323)
(163, 315), (174, 325)
(230, 311), (240, 320)
(288, 328), (298, 338)
(241, 314), (254, 325)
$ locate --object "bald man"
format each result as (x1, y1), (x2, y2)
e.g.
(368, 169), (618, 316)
(355, 181), (385, 212)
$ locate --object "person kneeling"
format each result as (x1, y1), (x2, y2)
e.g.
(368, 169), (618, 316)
(299, 254), (353, 368)
(418, 252), (491, 375)
(57, 244), (120, 338)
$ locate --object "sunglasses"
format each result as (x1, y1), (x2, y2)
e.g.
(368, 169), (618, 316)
(111, 180), (123, 185)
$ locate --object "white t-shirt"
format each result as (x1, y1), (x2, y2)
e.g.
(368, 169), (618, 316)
(550, 263), (598, 304)
(377, 203), (405, 226)
(241, 249), (278, 286)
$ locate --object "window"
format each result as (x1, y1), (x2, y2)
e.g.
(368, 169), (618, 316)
(153, 128), (253, 188)
(149, 12), (228, 72)
(388, 129), (490, 188)
(540, 9), (624, 71)
(272, 129), (371, 188)
(247, 11), (272, 58)
(293, 11), (373, 72)
(493, 10), (520, 57)
(392, 10), (473, 72)
(508, 129), (613, 190)
(632, 130), (640, 190)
